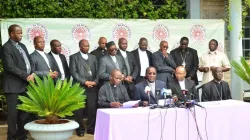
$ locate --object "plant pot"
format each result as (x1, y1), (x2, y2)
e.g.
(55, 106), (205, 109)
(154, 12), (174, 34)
(24, 119), (79, 140)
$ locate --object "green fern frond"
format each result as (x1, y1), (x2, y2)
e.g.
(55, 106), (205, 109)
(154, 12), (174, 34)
(231, 57), (250, 85)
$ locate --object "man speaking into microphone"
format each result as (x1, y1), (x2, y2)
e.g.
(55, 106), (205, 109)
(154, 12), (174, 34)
(167, 66), (199, 102)
(133, 66), (166, 106)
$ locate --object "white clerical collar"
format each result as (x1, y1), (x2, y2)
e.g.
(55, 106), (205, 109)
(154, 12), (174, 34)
(214, 80), (221, 84)
(138, 48), (147, 54)
(51, 51), (59, 57)
(209, 50), (218, 55)
(119, 49), (127, 58)
(178, 79), (185, 83)
(36, 49), (45, 54)
(80, 51), (88, 60)
(147, 80), (155, 85)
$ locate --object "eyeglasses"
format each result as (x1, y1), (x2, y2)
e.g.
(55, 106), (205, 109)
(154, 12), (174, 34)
(109, 48), (118, 52)
(162, 46), (168, 48)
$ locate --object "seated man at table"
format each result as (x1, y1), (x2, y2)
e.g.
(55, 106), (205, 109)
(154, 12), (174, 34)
(98, 69), (131, 108)
(202, 67), (232, 101)
(167, 66), (198, 102)
(133, 66), (166, 105)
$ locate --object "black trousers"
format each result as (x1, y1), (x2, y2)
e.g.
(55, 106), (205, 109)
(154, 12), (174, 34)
(74, 86), (98, 133)
(5, 92), (29, 140)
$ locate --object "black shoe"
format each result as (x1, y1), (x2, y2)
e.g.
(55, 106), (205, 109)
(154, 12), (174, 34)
(76, 132), (85, 137)
(87, 130), (94, 135)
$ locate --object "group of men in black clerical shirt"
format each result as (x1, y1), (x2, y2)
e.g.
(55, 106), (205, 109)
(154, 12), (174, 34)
(1, 24), (232, 139)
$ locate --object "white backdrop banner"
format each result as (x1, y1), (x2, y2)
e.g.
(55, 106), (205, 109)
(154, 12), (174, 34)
(1, 18), (225, 60)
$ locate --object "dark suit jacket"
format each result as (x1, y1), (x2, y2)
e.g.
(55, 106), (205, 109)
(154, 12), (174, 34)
(117, 50), (139, 98)
(131, 49), (152, 83)
(167, 78), (198, 102)
(1, 39), (32, 93)
(30, 50), (59, 78)
(152, 50), (176, 83)
(90, 47), (107, 62)
(48, 52), (70, 80)
(202, 80), (232, 102)
(170, 47), (199, 85)
(98, 55), (127, 82)
(134, 80), (166, 104)
(69, 52), (99, 87)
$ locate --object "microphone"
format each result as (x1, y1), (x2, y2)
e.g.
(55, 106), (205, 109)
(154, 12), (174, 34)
(144, 86), (151, 105)
(161, 88), (172, 99)
(191, 100), (205, 108)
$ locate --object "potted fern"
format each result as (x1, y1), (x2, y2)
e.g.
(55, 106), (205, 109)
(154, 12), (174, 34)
(231, 57), (250, 85)
(17, 75), (86, 140)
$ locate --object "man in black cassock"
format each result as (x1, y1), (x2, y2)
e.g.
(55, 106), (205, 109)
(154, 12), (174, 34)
(70, 39), (99, 136)
(170, 37), (199, 85)
(202, 67), (232, 101)
(98, 69), (131, 108)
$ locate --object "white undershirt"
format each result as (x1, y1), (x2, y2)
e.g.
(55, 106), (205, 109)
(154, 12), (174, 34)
(110, 55), (117, 63)
(138, 49), (149, 76)
(80, 51), (88, 60)
(119, 49), (127, 58)
(51, 52), (65, 80)
(147, 81), (155, 97)
(36, 50), (51, 69)
(178, 80), (185, 90)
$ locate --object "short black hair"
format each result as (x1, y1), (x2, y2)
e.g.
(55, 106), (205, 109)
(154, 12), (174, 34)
(8, 24), (21, 36)
(209, 39), (218, 46)
(180, 37), (189, 43)
(50, 39), (59, 47)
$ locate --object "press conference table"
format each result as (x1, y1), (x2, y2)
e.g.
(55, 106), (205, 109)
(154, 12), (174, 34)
(94, 100), (250, 140)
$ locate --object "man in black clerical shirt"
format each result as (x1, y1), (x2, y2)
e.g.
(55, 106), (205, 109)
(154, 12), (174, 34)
(98, 69), (130, 108)
(202, 67), (232, 101)
(90, 37), (107, 61)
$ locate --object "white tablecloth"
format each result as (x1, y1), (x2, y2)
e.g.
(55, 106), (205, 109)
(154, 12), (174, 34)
(94, 100), (250, 140)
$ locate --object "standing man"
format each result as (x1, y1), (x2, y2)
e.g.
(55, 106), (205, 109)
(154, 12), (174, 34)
(117, 38), (138, 99)
(131, 37), (152, 84)
(90, 37), (107, 61)
(202, 67), (232, 101)
(98, 41), (127, 84)
(152, 41), (176, 84)
(1, 24), (34, 140)
(170, 37), (199, 85)
(70, 39), (99, 136)
(48, 39), (70, 81)
(30, 36), (59, 80)
(199, 39), (230, 84)
(167, 66), (198, 102)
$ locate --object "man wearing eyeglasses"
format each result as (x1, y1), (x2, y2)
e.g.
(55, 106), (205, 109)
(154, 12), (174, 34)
(152, 41), (176, 84)
(98, 41), (127, 84)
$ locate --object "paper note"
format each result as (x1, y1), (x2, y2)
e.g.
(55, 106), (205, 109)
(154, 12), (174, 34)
(122, 100), (140, 108)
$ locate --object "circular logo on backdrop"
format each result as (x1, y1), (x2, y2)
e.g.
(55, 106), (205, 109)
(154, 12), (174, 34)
(113, 23), (131, 41)
(72, 24), (91, 43)
(153, 24), (169, 42)
(190, 25), (206, 43)
(26, 23), (48, 42)
(217, 42), (224, 52)
(60, 44), (71, 62)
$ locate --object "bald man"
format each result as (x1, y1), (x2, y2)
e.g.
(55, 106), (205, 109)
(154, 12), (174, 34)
(30, 36), (59, 79)
(152, 41), (176, 84)
(98, 69), (130, 108)
(48, 39), (70, 80)
(202, 67), (232, 101)
(90, 37), (107, 61)
(70, 39), (99, 136)
(131, 37), (153, 84)
(167, 66), (198, 102)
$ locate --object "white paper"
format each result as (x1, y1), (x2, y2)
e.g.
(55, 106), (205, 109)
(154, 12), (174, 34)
(122, 100), (140, 108)
(158, 99), (172, 106)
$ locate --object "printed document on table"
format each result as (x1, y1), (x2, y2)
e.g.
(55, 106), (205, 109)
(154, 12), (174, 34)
(122, 100), (140, 108)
